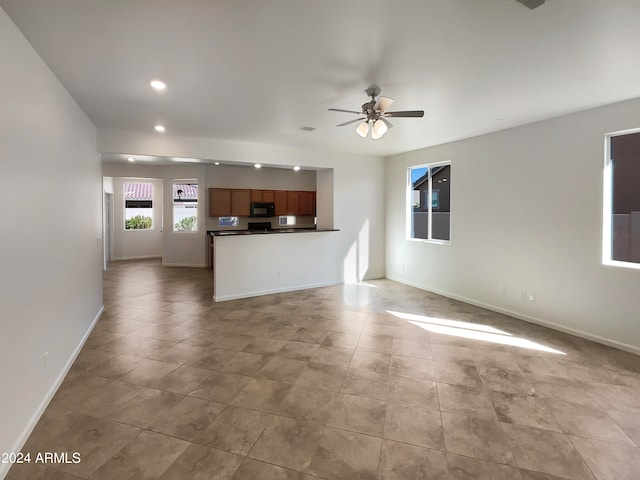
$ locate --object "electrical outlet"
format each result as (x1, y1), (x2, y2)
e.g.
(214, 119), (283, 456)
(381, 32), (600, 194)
(528, 292), (535, 302)
(499, 286), (507, 296)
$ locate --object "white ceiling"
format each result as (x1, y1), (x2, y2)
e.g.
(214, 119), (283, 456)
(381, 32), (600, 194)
(3, 0), (640, 157)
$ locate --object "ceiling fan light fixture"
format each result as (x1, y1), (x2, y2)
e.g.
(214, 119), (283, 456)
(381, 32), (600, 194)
(356, 121), (369, 138)
(329, 85), (422, 140)
(373, 119), (388, 137)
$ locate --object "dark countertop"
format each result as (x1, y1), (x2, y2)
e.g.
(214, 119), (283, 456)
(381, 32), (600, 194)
(208, 228), (339, 237)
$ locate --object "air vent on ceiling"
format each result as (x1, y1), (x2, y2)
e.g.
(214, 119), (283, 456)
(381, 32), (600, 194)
(515, 0), (545, 9)
(298, 126), (316, 132)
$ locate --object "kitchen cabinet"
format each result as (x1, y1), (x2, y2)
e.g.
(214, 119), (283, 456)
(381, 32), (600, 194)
(210, 188), (314, 217)
(209, 188), (231, 216)
(286, 191), (299, 215)
(209, 188), (251, 216)
(298, 191), (315, 216)
(251, 190), (275, 203)
(262, 190), (275, 202)
(274, 190), (287, 216)
(250, 190), (261, 202)
(231, 189), (251, 216)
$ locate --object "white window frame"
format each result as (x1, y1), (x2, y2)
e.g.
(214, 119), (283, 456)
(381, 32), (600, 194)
(406, 160), (451, 244)
(172, 179), (199, 233)
(218, 216), (239, 227)
(124, 181), (153, 231)
(603, 128), (640, 270)
(279, 215), (296, 226)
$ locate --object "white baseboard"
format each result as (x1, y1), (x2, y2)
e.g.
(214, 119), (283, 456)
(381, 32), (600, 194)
(0, 306), (104, 480)
(386, 275), (640, 356)
(162, 262), (208, 268)
(214, 280), (342, 302)
(361, 274), (385, 281)
(112, 255), (162, 261)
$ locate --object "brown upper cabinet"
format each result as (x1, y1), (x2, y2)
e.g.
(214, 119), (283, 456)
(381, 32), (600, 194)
(274, 190), (287, 216)
(262, 190), (275, 203)
(209, 188), (250, 216)
(209, 188), (232, 217)
(230, 189), (251, 216)
(250, 190), (275, 203)
(298, 191), (315, 216)
(286, 191), (299, 215)
(210, 188), (315, 217)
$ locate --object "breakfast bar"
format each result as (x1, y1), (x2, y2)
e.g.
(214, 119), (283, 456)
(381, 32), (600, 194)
(209, 227), (340, 301)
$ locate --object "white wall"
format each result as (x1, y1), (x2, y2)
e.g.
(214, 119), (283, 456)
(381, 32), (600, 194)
(102, 163), (207, 267)
(206, 163), (316, 189)
(0, 8), (102, 477)
(98, 129), (386, 282)
(161, 165), (207, 267)
(204, 163), (316, 232)
(386, 97), (640, 354)
(112, 177), (163, 260)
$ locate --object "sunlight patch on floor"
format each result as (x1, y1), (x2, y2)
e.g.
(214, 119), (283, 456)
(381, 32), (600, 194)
(388, 310), (565, 355)
(388, 310), (510, 335)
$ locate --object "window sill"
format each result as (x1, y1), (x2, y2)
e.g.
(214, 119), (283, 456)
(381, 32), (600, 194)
(407, 237), (451, 245)
(602, 259), (640, 270)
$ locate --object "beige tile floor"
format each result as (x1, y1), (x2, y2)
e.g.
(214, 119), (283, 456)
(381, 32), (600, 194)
(7, 259), (640, 480)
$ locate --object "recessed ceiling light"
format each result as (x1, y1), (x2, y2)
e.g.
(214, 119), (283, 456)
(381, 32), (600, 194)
(154, 125), (165, 133)
(293, 166), (300, 171)
(127, 157), (135, 162)
(214, 162), (220, 166)
(254, 163), (262, 169)
(150, 79), (166, 91)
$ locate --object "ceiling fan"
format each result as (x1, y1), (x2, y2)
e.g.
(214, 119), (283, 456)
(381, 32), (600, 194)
(328, 85), (424, 140)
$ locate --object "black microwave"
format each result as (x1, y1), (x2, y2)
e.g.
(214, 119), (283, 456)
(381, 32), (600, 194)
(250, 202), (275, 217)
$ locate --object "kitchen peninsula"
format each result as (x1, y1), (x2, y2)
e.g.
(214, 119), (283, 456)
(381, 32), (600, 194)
(206, 181), (340, 301)
(209, 226), (339, 301)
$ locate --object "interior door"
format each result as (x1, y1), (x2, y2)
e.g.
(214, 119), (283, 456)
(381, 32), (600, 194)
(103, 192), (113, 270)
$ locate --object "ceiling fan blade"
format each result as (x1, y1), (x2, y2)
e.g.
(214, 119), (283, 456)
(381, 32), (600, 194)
(328, 108), (362, 114)
(514, 0), (545, 9)
(336, 118), (365, 127)
(385, 110), (425, 118)
(375, 96), (394, 112)
(380, 117), (394, 129)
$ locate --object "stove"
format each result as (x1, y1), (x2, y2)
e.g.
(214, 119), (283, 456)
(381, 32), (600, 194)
(247, 221), (272, 232)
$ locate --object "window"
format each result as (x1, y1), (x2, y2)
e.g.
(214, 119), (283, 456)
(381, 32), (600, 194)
(124, 182), (153, 230)
(173, 180), (198, 232)
(279, 216), (296, 226)
(408, 162), (451, 241)
(219, 216), (238, 227)
(604, 129), (640, 266)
